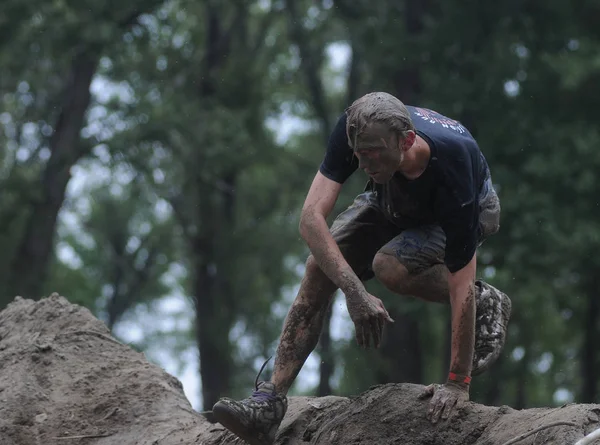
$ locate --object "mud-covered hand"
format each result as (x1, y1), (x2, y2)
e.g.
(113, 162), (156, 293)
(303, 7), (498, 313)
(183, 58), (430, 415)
(419, 381), (469, 424)
(345, 289), (394, 348)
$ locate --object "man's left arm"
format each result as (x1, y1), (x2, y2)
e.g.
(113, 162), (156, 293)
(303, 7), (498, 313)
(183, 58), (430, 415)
(421, 170), (480, 423)
(421, 229), (477, 424)
(447, 252), (477, 380)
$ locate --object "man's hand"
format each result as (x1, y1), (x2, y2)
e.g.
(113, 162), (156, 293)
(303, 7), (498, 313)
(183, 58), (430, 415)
(419, 381), (469, 424)
(346, 289), (394, 348)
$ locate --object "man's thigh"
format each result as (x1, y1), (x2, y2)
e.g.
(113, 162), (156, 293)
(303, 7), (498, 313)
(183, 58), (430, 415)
(330, 191), (399, 281)
(378, 225), (446, 275)
(377, 176), (501, 275)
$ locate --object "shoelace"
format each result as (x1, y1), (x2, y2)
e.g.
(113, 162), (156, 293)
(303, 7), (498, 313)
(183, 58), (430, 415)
(250, 356), (276, 403)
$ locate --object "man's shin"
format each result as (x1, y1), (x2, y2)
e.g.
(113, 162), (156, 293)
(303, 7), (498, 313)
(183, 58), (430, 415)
(271, 295), (332, 394)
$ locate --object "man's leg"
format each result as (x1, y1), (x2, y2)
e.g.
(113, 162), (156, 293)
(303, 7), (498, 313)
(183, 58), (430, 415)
(271, 255), (338, 394)
(211, 192), (395, 445)
(372, 167), (502, 302)
(371, 225), (450, 303)
(372, 224), (511, 376)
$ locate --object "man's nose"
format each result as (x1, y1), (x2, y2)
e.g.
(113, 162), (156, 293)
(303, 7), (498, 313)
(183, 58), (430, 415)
(357, 155), (368, 170)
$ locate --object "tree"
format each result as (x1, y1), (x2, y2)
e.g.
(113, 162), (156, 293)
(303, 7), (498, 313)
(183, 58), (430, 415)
(0, 0), (167, 302)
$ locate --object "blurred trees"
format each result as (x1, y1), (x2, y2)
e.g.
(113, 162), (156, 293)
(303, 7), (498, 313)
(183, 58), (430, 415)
(0, 0), (167, 301)
(1, 0), (600, 410)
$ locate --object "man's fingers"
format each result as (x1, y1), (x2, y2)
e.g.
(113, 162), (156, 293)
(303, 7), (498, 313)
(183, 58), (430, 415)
(430, 398), (445, 424)
(441, 397), (457, 421)
(427, 395), (438, 421)
(377, 301), (395, 323)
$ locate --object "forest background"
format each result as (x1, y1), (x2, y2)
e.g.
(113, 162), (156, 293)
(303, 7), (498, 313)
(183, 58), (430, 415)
(1, 0), (600, 411)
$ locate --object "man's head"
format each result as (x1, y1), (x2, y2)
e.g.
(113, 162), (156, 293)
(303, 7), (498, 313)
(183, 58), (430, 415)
(345, 92), (416, 183)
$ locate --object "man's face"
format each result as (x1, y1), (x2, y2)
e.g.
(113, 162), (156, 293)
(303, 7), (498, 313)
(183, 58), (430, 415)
(352, 123), (404, 184)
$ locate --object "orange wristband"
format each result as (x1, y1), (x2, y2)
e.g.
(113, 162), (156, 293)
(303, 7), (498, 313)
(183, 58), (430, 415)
(448, 372), (471, 384)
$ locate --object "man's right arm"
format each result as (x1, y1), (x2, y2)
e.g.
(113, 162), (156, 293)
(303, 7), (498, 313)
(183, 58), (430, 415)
(298, 171), (366, 298)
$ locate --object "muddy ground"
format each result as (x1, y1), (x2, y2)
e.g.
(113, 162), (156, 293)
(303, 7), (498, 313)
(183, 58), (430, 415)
(0, 294), (598, 445)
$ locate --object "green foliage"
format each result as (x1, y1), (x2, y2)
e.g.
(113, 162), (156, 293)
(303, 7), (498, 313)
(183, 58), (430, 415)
(2, 0), (600, 411)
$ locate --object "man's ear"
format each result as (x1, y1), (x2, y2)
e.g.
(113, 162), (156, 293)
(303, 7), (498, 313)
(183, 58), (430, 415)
(347, 124), (357, 148)
(400, 130), (416, 151)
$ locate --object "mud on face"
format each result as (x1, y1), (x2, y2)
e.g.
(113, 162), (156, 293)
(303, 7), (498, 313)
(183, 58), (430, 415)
(352, 123), (404, 183)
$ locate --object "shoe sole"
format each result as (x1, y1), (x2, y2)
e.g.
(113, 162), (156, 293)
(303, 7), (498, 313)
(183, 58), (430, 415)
(212, 403), (272, 445)
(472, 285), (512, 376)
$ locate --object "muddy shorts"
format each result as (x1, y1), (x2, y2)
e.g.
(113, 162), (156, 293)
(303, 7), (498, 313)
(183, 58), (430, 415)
(329, 175), (500, 279)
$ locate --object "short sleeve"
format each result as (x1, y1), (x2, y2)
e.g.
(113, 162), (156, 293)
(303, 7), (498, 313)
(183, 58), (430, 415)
(434, 145), (480, 273)
(319, 113), (358, 184)
(437, 196), (479, 272)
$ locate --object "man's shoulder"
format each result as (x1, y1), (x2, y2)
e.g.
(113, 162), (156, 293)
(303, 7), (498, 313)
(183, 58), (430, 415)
(407, 106), (475, 141)
(409, 106), (482, 169)
(319, 111), (357, 184)
(329, 112), (349, 147)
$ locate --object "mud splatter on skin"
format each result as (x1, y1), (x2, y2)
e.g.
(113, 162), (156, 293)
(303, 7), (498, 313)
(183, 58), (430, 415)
(271, 257), (337, 395)
(345, 93), (418, 185)
(450, 283), (476, 378)
(299, 208), (365, 299)
(273, 196), (392, 392)
(375, 258), (450, 304)
(409, 264), (451, 303)
(272, 301), (331, 394)
(422, 283), (476, 423)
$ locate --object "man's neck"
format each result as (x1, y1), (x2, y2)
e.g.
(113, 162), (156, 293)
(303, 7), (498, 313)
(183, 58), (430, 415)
(398, 135), (431, 180)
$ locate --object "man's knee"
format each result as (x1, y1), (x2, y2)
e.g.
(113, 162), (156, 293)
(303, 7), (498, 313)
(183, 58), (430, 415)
(372, 252), (411, 292)
(380, 226), (446, 276)
(298, 255), (338, 305)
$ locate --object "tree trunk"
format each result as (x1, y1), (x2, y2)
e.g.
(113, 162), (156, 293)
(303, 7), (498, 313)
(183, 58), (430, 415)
(377, 309), (423, 384)
(440, 316), (452, 382)
(8, 51), (98, 299)
(284, 0), (330, 135)
(106, 240), (158, 332)
(190, 2), (241, 410)
(515, 350), (528, 410)
(194, 179), (237, 409)
(317, 304), (334, 396)
(483, 355), (503, 406)
(195, 256), (233, 410)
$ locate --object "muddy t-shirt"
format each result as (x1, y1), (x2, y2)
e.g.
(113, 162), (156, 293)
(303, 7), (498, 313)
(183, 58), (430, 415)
(319, 106), (489, 273)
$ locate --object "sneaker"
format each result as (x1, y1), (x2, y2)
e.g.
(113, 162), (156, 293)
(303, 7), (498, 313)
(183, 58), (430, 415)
(472, 280), (512, 376)
(212, 368), (287, 445)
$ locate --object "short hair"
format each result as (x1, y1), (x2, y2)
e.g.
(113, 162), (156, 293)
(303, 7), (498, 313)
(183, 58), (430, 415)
(345, 92), (415, 149)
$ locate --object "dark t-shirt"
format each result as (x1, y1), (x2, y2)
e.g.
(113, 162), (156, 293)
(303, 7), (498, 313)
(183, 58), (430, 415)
(319, 106), (489, 273)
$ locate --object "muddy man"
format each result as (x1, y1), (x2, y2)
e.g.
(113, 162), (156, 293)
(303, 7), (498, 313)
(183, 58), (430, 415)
(212, 92), (512, 445)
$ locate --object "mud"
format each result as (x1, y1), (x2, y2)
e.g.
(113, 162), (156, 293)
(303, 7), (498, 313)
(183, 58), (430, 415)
(1, 294), (599, 445)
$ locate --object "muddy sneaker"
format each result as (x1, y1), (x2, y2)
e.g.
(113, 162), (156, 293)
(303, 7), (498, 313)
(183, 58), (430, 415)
(212, 380), (287, 445)
(472, 280), (512, 376)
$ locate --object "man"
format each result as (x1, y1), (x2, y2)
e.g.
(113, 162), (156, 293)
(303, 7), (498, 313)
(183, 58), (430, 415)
(212, 92), (512, 445)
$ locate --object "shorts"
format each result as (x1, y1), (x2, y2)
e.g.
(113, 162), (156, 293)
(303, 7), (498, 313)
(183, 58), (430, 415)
(329, 175), (500, 279)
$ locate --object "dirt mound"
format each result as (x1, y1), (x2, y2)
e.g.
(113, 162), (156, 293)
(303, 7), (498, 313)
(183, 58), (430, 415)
(0, 294), (599, 445)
